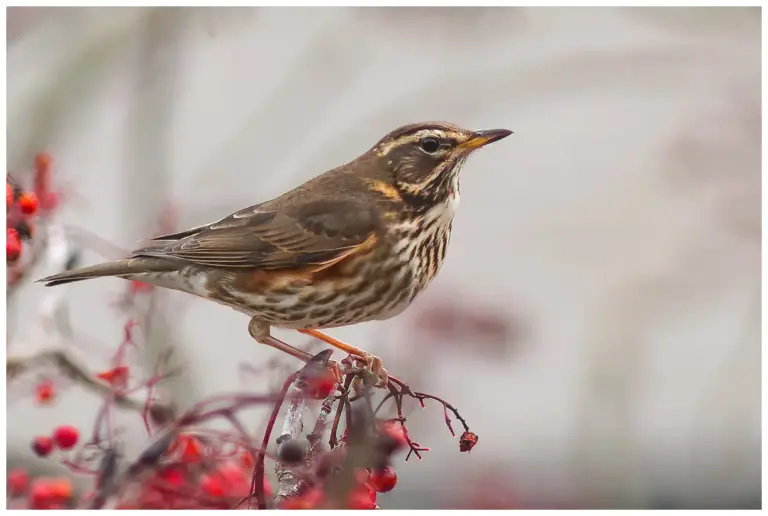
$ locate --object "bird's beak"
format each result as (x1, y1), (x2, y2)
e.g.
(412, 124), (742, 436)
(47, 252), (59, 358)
(460, 128), (513, 150)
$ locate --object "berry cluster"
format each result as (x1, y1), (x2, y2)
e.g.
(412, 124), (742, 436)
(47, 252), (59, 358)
(6, 426), (81, 509)
(8, 471), (74, 510)
(278, 419), (405, 510)
(113, 433), (272, 510)
(280, 465), (398, 510)
(7, 153), (58, 265)
(6, 182), (38, 263)
(31, 425), (79, 458)
(10, 346), (475, 510)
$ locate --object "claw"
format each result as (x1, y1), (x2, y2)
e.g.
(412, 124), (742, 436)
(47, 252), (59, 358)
(364, 354), (389, 388)
(344, 353), (389, 389)
(328, 361), (343, 385)
(297, 329), (389, 388)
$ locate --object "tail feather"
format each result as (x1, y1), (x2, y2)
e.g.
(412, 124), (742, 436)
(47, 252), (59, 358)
(38, 258), (178, 287)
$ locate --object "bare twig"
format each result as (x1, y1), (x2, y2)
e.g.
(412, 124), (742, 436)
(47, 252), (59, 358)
(6, 348), (173, 416)
(330, 373), (355, 449)
(411, 391), (471, 435)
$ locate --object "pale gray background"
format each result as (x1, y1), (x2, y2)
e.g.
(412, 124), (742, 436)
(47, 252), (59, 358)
(6, 7), (761, 509)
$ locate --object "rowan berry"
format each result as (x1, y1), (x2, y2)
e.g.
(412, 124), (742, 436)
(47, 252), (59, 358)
(32, 436), (54, 457)
(52, 425), (79, 450)
(18, 192), (39, 214)
(370, 466), (397, 493)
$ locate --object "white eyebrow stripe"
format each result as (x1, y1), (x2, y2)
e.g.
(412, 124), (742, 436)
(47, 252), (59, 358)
(376, 129), (453, 156)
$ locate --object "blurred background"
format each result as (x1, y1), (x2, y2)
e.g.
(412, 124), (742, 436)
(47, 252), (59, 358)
(6, 6), (761, 509)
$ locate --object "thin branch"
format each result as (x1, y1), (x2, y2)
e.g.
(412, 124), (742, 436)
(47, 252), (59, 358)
(6, 348), (173, 416)
(330, 374), (355, 449)
(249, 372), (298, 510)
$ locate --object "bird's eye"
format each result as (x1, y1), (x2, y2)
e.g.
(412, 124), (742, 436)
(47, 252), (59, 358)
(419, 137), (441, 154)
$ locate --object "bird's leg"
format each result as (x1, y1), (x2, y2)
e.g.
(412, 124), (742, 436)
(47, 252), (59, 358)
(297, 329), (389, 388)
(248, 318), (342, 383)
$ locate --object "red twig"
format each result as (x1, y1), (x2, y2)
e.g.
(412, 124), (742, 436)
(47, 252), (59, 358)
(248, 372), (298, 510)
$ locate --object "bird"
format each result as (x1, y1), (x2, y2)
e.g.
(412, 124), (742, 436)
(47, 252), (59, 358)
(39, 122), (512, 387)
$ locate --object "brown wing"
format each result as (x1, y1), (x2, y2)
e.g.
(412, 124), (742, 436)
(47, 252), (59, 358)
(132, 198), (382, 270)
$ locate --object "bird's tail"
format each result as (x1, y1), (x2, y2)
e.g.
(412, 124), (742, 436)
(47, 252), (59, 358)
(38, 257), (178, 287)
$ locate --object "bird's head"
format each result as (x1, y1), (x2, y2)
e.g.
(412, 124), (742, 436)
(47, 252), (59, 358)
(368, 122), (512, 208)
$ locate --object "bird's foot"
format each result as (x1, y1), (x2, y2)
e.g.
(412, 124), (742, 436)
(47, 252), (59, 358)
(296, 329), (389, 388)
(341, 353), (389, 389)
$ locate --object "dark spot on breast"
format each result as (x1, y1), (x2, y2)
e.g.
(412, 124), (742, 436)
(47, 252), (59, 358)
(348, 279), (371, 297)
(391, 287), (412, 309)
(409, 243), (419, 262)
(287, 311), (308, 321)
(350, 308), (367, 321)
(400, 268), (413, 289)
(309, 308), (334, 320)
(316, 291), (339, 305)
(371, 281), (391, 300)
(346, 296), (372, 312)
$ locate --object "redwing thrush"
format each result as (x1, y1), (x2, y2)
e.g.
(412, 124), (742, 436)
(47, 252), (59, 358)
(39, 122), (512, 386)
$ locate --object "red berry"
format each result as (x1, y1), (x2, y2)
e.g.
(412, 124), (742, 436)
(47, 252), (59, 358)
(347, 483), (377, 509)
(459, 430), (479, 452)
(35, 380), (55, 405)
(305, 369), (337, 399)
(8, 468), (29, 496)
(6, 232), (21, 262)
(379, 421), (408, 451)
(217, 461), (245, 484)
(172, 434), (203, 463)
(97, 365), (129, 389)
(215, 461), (251, 498)
(47, 477), (73, 500)
(52, 425), (79, 450)
(28, 477), (72, 509)
(29, 479), (54, 509)
(156, 466), (185, 487)
(370, 466), (397, 493)
(18, 192), (38, 214)
(32, 436), (54, 457)
(6, 182), (13, 208)
(200, 474), (225, 497)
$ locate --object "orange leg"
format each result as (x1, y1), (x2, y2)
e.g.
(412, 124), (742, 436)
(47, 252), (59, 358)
(298, 329), (389, 387)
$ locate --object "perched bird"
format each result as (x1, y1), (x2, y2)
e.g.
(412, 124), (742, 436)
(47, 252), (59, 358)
(39, 122), (512, 386)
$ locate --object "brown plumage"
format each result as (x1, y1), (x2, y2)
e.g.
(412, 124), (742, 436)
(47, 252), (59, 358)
(39, 122), (512, 385)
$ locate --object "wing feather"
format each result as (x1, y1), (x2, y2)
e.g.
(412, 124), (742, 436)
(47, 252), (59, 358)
(132, 198), (382, 270)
